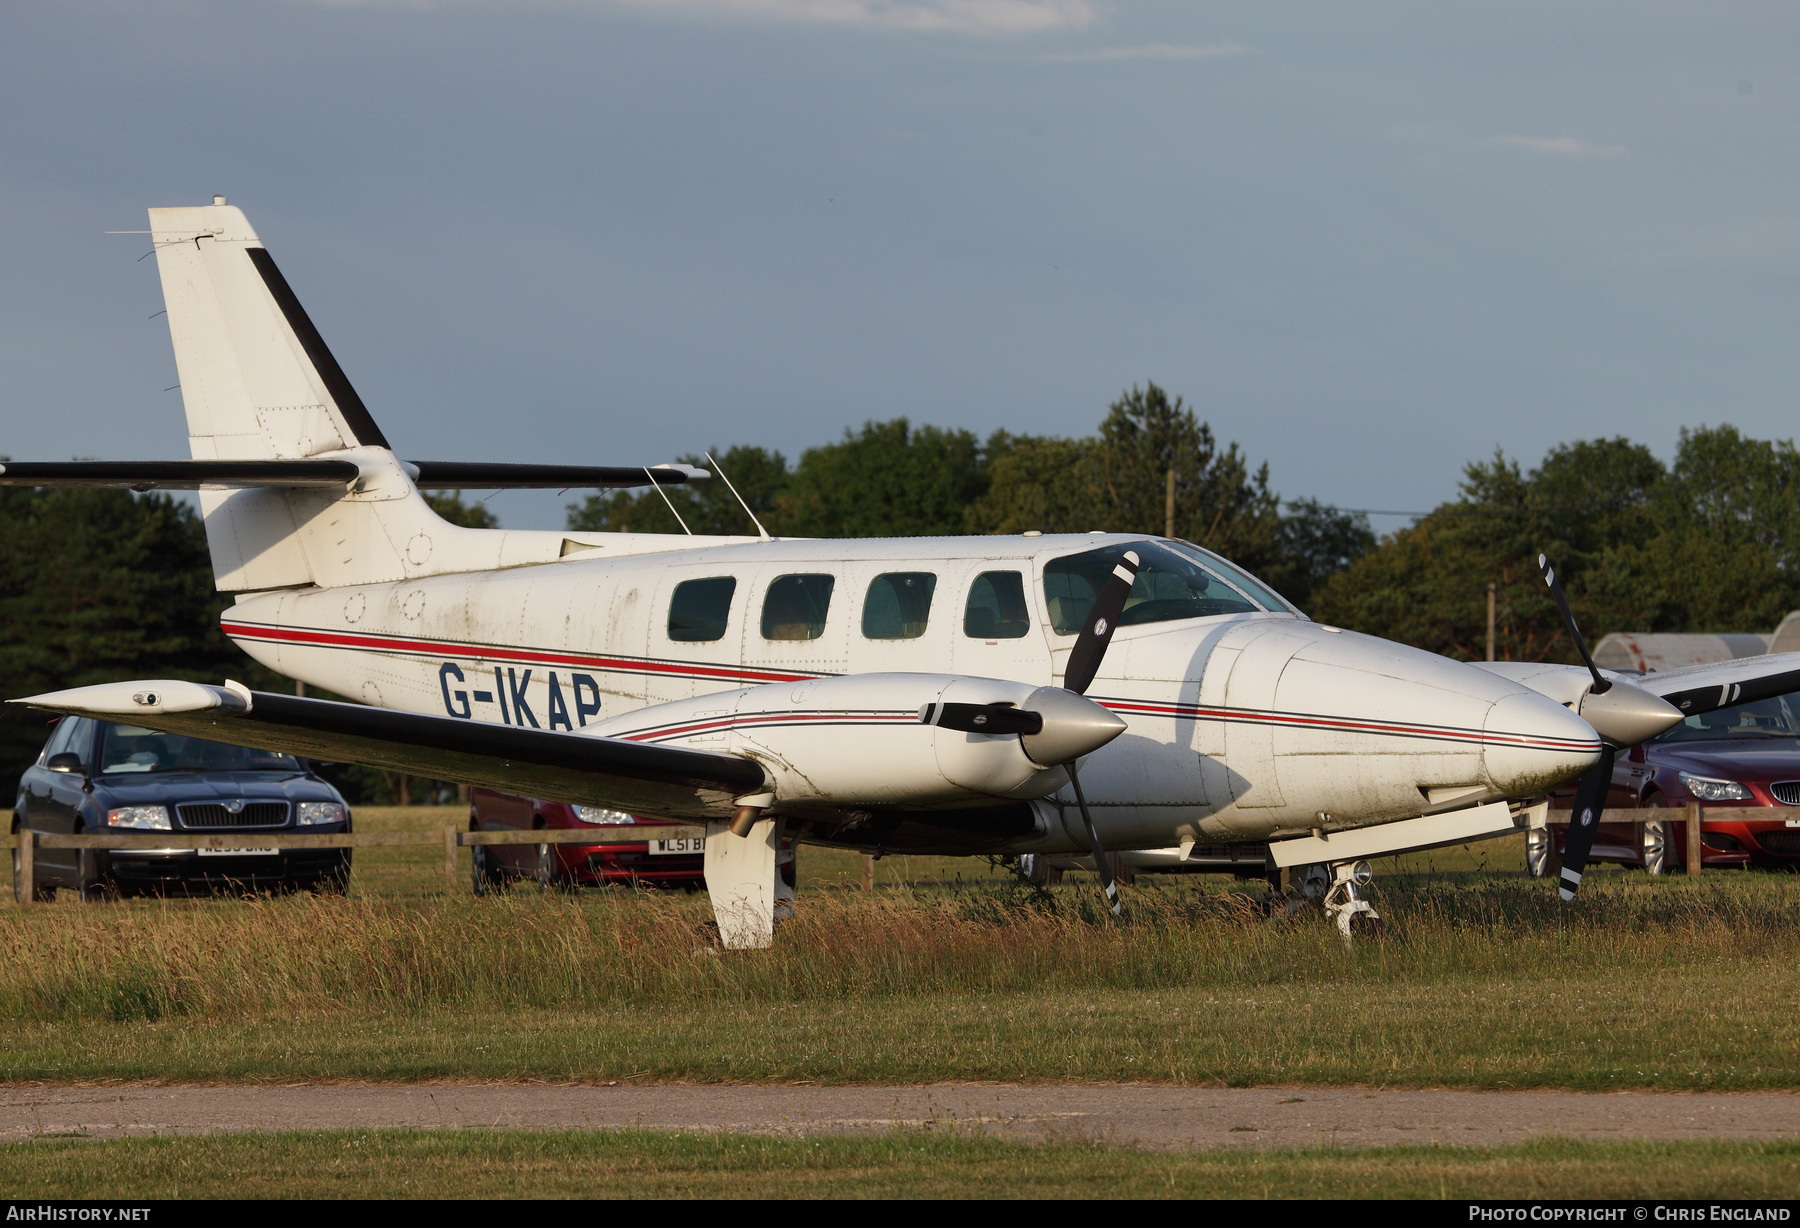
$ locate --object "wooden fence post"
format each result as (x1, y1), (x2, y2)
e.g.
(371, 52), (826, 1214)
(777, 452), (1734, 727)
(1686, 802), (1703, 878)
(17, 830), (33, 905)
(445, 827), (460, 892)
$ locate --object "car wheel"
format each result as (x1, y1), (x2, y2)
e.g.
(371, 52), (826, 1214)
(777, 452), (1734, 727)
(470, 843), (498, 897)
(1641, 794), (1669, 876)
(309, 862), (351, 896)
(535, 843), (561, 891)
(75, 851), (117, 903)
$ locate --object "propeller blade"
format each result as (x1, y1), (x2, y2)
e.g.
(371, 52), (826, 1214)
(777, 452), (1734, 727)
(1066, 763), (1121, 916)
(1064, 550), (1140, 696)
(1556, 744), (1616, 902)
(1660, 667), (1800, 719)
(1537, 554), (1611, 696)
(919, 702), (1044, 736)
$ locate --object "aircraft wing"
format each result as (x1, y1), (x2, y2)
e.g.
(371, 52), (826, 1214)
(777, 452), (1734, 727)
(1629, 653), (1800, 717)
(12, 680), (766, 822)
(1478, 652), (1800, 724)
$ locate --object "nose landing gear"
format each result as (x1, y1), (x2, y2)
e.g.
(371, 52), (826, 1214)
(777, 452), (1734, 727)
(1296, 860), (1384, 940)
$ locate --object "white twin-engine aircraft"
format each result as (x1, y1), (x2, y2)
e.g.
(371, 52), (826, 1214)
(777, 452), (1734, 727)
(13, 200), (1800, 945)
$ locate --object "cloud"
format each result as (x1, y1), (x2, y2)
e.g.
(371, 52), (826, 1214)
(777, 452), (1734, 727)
(614, 0), (1100, 33)
(1043, 42), (1246, 62)
(1490, 135), (1625, 158)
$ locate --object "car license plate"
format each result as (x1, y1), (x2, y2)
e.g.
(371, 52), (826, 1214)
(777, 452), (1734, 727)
(197, 847), (279, 857)
(1787, 819), (1800, 828)
(649, 838), (704, 855)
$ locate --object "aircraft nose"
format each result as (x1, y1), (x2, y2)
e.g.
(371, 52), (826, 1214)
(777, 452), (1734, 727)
(1482, 691), (1602, 797)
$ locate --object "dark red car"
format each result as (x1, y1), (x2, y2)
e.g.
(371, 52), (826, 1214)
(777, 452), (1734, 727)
(467, 789), (706, 893)
(1541, 687), (1800, 874)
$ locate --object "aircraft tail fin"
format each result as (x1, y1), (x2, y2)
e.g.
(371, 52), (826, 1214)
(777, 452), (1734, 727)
(3, 200), (718, 594)
(151, 200), (387, 463)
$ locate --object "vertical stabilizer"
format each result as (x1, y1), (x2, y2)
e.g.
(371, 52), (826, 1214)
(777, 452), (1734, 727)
(151, 201), (428, 591)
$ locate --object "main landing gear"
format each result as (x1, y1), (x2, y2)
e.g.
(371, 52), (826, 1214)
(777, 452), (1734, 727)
(1295, 860), (1385, 940)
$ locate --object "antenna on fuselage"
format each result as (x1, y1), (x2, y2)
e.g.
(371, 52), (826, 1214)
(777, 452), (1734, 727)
(644, 467), (693, 535)
(705, 452), (772, 542)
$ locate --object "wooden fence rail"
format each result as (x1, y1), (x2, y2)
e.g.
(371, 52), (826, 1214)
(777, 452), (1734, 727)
(6, 806), (1778, 903)
(1536, 804), (1788, 879)
(4, 825), (707, 903)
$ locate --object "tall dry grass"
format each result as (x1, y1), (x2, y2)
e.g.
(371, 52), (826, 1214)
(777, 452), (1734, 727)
(0, 873), (1792, 1024)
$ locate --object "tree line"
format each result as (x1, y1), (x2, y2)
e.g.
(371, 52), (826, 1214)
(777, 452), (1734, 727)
(568, 383), (1375, 611)
(4, 387), (1794, 800)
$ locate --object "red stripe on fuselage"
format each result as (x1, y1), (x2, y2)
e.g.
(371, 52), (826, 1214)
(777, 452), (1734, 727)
(225, 620), (1597, 756)
(222, 619), (821, 686)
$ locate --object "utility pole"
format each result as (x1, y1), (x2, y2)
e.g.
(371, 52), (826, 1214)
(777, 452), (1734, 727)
(1165, 469), (1176, 539)
(1486, 583), (1497, 662)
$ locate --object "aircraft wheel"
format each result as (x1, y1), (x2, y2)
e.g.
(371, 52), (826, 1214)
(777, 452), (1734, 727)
(1526, 828), (1551, 879)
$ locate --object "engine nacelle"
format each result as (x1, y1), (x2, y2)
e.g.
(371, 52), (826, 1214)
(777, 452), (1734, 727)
(587, 672), (1125, 809)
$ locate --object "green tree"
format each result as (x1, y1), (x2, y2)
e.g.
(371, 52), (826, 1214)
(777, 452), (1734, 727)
(1310, 427), (1800, 660)
(0, 486), (267, 798)
(566, 446), (789, 537)
(423, 491), (500, 529)
(1260, 499), (1375, 611)
(964, 432), (1098, 534)
(782, 420), (984, 538)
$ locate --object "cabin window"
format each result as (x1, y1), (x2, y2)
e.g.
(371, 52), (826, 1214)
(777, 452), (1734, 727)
(761, 574), (835, 641)
(862, 572), (936, 640)
(668, 576), (737, 642)
(963, 571), (1031, 639)
(1043, 541), (1259, 634)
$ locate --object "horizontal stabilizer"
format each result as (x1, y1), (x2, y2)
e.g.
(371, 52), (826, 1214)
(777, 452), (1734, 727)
(0, 460), (709, 491)
(14, 680), (765, 822)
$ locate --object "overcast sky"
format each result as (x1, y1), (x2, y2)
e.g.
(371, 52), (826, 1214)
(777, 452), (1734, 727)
(3, 1), (1796, 531)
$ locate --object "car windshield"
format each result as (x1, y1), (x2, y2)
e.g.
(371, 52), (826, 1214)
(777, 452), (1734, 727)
(1042, 541), (1266, 634)
(97, 724), (301, 774)
(1654, 690), (1800, 743)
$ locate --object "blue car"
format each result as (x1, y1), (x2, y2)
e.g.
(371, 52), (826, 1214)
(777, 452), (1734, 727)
(13, 716), (352, 900)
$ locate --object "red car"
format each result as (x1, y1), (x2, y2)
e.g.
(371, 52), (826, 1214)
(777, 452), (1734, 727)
(467, 789), (706, 892)
(1539, 686), (1800, 874)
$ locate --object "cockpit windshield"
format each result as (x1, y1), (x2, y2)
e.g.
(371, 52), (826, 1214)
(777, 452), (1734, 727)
(98, 724), (302, 774)
(1042, 540), (1285, 634)
(1653, 691), (1800, 743)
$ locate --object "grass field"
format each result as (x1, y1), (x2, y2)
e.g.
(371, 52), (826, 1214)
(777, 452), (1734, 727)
(2, 809), (1797, 1090)
(2, 1129), (1796, 1199)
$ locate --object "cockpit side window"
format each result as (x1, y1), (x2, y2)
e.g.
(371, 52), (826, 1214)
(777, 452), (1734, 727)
(862, 572), (936, 640)
(762, 574), (835, 641)
(668, 576), (737, 643)
(963, 571), (1031, 639)
(1043, 541), (1260, 634)
(1162, 540), (1294, 613)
